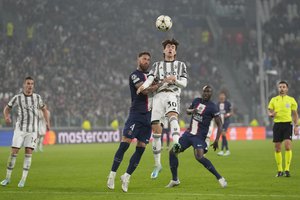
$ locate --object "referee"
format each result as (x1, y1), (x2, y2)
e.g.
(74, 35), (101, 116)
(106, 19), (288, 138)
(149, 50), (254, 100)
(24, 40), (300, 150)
(268, 81), (299, 177)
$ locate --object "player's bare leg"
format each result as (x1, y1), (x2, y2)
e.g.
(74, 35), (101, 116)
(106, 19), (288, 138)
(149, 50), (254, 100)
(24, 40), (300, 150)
(151, 122), (162, 179)
(0, 147), (19, 186)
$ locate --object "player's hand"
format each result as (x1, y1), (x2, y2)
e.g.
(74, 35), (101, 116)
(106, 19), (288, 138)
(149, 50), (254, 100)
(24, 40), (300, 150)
(186, 108), (197, 115)
(136, 85), (145, 94)
(211, 141), (219, 151)
(268, 111), (276, 118)
(165, 75), (176, 84)
(5, 117), (11, 125)
(46, 124), (51, 131)
(294, 126), (299, 136)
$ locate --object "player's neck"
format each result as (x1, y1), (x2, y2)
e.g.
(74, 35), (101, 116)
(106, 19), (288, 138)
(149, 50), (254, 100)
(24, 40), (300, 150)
(164, 57), (175, 62)
(23, 91), (33, 96)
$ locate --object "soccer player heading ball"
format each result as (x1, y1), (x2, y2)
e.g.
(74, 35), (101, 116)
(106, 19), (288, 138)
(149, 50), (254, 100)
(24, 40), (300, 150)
(137, 38), (188, 179)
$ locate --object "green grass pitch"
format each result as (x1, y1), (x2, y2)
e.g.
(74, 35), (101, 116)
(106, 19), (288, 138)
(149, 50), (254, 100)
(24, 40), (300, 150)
(0, 140), (299, 200)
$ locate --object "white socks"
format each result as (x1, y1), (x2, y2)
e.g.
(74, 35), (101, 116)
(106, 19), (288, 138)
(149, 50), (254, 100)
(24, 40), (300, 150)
(152, 134), (162, 167)
(6, 154), (17, 179)
(21, 154), (32, 181)
(169, 116), (180, 144)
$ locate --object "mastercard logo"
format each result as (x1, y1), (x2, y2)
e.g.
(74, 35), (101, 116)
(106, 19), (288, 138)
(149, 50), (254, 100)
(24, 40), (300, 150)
(43, 130), (56, 145)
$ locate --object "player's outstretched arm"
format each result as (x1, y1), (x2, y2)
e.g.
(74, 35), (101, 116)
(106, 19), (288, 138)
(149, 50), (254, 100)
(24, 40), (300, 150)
(136, 76), (154, 94)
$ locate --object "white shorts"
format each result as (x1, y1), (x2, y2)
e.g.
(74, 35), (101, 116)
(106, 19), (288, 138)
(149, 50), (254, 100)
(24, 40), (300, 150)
(151, 91), (180, 122)
(12, 129), (38, 149)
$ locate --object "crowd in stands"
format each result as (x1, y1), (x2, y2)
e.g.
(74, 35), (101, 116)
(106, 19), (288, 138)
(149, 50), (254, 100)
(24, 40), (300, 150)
(223, 0), (300, 123)
(0, 0), (224, 128)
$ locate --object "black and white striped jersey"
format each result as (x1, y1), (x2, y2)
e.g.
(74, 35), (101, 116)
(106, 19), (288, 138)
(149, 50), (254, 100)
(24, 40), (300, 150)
(8, 93), (45, 133)
(149, 60), (187, 95)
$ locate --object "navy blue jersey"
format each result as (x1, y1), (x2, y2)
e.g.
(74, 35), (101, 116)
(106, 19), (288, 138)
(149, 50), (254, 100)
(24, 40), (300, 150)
(217, 100), (231, 124)
(186, 98), (220, 139)
(129, 69), (151, 114)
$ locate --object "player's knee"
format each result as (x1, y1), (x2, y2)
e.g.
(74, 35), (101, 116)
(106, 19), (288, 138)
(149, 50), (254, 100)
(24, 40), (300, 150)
(121, 137), (132, 143)
(194, 150), (204, 161)
(168, 115), (178, 123)
(136, 141), (146, 148)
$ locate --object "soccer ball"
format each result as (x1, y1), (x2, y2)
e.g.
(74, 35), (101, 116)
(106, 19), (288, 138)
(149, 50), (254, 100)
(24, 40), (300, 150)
(155, 15), (172, 31)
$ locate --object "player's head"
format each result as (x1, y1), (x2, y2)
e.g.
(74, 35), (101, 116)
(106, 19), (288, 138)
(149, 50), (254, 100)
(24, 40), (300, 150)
(162, 38), (179, 61)
(278, 80), (288, 95)
(202, 85), (213, 101)
(218, 92), (226, 103)
(137, 52), (151, 72)
(23, 76), (34, 95)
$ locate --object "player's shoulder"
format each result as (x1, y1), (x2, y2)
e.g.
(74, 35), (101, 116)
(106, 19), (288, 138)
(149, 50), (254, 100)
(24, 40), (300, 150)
(33, 93), (42, 97)
(176, 60), (187, 65)
(193, 97), (201, 102)
(130, 70), (145, 83)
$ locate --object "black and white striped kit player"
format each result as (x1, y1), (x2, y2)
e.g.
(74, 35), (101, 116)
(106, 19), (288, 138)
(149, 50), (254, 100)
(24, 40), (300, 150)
(1, 76), (50, 188)
(145, 60), (187, 121)
(8, 92), (45, 149)
(136, 38), (188, 179)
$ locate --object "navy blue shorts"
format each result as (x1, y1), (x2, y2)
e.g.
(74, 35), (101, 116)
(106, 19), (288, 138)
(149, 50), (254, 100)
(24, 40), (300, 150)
(123, 112), (152, 144)
(222, 121), (230, 132)
(179, 131), (208, 153)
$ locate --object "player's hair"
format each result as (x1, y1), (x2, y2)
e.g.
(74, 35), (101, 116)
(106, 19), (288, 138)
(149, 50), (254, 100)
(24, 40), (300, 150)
(24, 76), (34, 82)
(138, 51), (151, 57)
(278, 80), (288, 87)
(202, 85), (212, 91)
(162, 38), (179, 49)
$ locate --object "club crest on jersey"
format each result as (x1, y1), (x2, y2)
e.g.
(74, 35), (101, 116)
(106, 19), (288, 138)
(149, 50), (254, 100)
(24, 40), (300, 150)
(196, 103), (206, 114)
(131, 74), (140, 83)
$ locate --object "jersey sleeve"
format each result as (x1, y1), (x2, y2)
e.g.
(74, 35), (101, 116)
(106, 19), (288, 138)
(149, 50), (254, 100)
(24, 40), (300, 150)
(7, 95), (18, 108)
(213, 103), (220, 117)
(291, 97), (298, 111)
(179, 62), (188, 79)
(188, 98), (198, 109)
(38, 95), (45, 109)
(130, 72), (144, 87)
(147, 62), (158, 78)
(268, 98), (274, 110)
(227, 101), (232, 113)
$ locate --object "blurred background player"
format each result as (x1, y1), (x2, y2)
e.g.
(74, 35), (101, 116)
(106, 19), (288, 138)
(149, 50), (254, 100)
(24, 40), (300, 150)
(166, 85), (227, 188)
(1, 76), (50, 188)
(161, 116), (170, 150)
(137, 38), (188, 179)
(36, 107), (50, 152)
(107, 52), (159, 192)
(217, 92), (232, 156)
(268, 81), (299, 177)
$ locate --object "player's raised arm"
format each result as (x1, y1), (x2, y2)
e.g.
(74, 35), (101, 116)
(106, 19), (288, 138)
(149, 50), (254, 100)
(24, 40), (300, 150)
(136, 75), (154, 94)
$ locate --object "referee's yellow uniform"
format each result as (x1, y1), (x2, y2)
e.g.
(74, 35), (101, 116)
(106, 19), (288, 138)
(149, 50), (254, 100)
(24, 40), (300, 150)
(268, 95), (298, 123)
(268, 95), (298, 175)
